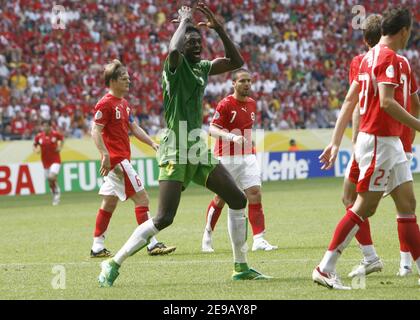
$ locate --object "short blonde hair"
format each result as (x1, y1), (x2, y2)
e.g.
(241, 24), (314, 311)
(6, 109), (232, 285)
(104, 59), (126, 87)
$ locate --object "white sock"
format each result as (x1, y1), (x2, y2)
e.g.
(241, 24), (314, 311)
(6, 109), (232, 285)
(113, 218), (159, 265)
(400, 251), (412, 269)
(253, 232), (264, 241)
(227, 208), (248, 264)
(92, 234), (105, 253)
(360, 245), (378, 262)
(147, 236), (158, 250)
(319, 250), (340, 273)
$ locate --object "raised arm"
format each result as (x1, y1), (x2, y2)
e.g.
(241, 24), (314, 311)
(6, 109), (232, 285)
(91, 123), (111, 176)
(196, 2), (244, 75)
(168, 6), (193, 72)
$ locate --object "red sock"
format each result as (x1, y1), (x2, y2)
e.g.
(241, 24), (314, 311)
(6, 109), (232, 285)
(248, 203), (265, 236)
(397, 216), (420, 260)
(94, 209), (113, 237)
(328, 209), (363, 252)
(206, 200), (223, 231)
(135, 206), (149, 225)
(355, 218), (373, 246)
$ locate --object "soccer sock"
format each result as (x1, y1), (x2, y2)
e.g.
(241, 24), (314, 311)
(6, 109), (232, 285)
(399, 235), (412, 268)
(49, 180), (57, 194)
(92, 209), (113, 252)
(319, 209), (363, 273)
(205, 200), (223, 232)
(134, 206), (158, 249)
(227, 208), (248, 264)
(397, 215), (420, 272)
(248, 203), (265, 237)
(354, 218), (378, 262)
(113, 218), (159, 265)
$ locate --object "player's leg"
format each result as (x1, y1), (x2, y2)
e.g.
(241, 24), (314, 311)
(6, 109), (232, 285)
(98, 179), (182, 287)
(244, 185), (278, 251)
(313, 190), (382, 289)
(130, 189), (176, 256)
(205, 164), (271, 280)
(202, 194), (225, 252)
(391, 181), (420, 282)
(48, 163), (61, 205)
(91, 195), (118, 257)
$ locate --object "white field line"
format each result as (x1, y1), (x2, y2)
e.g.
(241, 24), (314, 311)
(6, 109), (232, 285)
(0, 258), (401, 268)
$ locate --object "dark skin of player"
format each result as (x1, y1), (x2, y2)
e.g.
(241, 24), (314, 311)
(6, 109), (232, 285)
(154, 3), (246, 230)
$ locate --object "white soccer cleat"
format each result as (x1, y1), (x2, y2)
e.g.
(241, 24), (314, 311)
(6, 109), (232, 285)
(312, 267), (351, 290)
(252, 238), (278, 251)
(348, 258), (383, 278)
(201, 230), (214, 253)
(396, 266), (413, 277)
(52, 193), (61, 206)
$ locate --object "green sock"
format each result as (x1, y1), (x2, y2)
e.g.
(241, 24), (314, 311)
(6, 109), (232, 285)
(110, 259), (121, 269)
(234, 262), (249, 272)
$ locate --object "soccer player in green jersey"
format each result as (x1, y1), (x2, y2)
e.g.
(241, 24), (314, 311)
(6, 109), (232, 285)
(98, 2), (271, 287)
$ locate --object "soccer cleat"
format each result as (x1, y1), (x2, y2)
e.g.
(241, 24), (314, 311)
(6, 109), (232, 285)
(147, 242), (176, 256)
(52, 193), (60, 206)
(231, 262), (272, 280)
(396, 265), (413, 277)
(312, 267), (351, 290)
(348, 258), (383, 278)
(90, 248), (113, 258)
(201, 230), (214, 253)
(252, 238), (278, 251)
(98, 259), (120, 287)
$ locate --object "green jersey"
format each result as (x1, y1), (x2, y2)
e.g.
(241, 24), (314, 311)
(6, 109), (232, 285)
(160, 55), (212, 164)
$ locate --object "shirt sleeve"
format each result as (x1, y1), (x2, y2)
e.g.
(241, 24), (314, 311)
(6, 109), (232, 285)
(200, 59), (213, 76)
(348, 56), (359, 85)
(211, 100), (228, 129)
(94, 101), (111, 126)
(375, 52), (400, 86)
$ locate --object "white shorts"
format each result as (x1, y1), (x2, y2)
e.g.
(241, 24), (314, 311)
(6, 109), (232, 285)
(355, 132), (408, 193)
(99, 159), (144, 201)
(383, 152), (413, 196)
(218, 154), (261, 190)
(44, 163), (61, 178)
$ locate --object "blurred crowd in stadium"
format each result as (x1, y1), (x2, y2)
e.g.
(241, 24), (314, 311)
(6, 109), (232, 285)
(0, 0), (419, 140)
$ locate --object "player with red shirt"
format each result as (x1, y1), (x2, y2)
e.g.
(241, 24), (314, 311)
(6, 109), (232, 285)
(33, 120), (63, 205)
(314, 7), (420, 289)
(343, 14), (420, 278)
(90, 59), (176, 258)
(201, 68), (278, 252)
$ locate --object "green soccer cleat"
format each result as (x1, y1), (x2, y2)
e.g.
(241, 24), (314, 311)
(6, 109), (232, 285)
(232, 263), (272, 280)
(98, 259), (120, 287)
(147, 242), (177, 256)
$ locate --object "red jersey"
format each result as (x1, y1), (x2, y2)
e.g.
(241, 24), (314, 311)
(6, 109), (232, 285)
(349, 53), (365, 85)
(356, 44), (402, 136)
(211, 95), (256, 156)
(34, 130), (63, 169)
(93, 93), (132, 168)
(397, 54), (418, 152)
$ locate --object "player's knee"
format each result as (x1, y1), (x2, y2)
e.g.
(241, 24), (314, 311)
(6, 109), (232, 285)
(132, 191), (149, 207)
(154, 213), (175, 230)
(341, 195), (354, 209)
(102, 197), (118, 212)
(228, 192), (247, 210)
(247, 189), (261, 203)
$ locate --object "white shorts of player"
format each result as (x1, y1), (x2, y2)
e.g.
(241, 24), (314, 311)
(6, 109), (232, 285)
(355, 132), (411, 194)
(44, 163), (61, 179)
(99, 159), (144, 201)
(218, 154), (261, 190)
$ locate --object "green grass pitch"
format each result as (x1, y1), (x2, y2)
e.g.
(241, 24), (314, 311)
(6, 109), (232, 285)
(1, 177), (419, 300)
